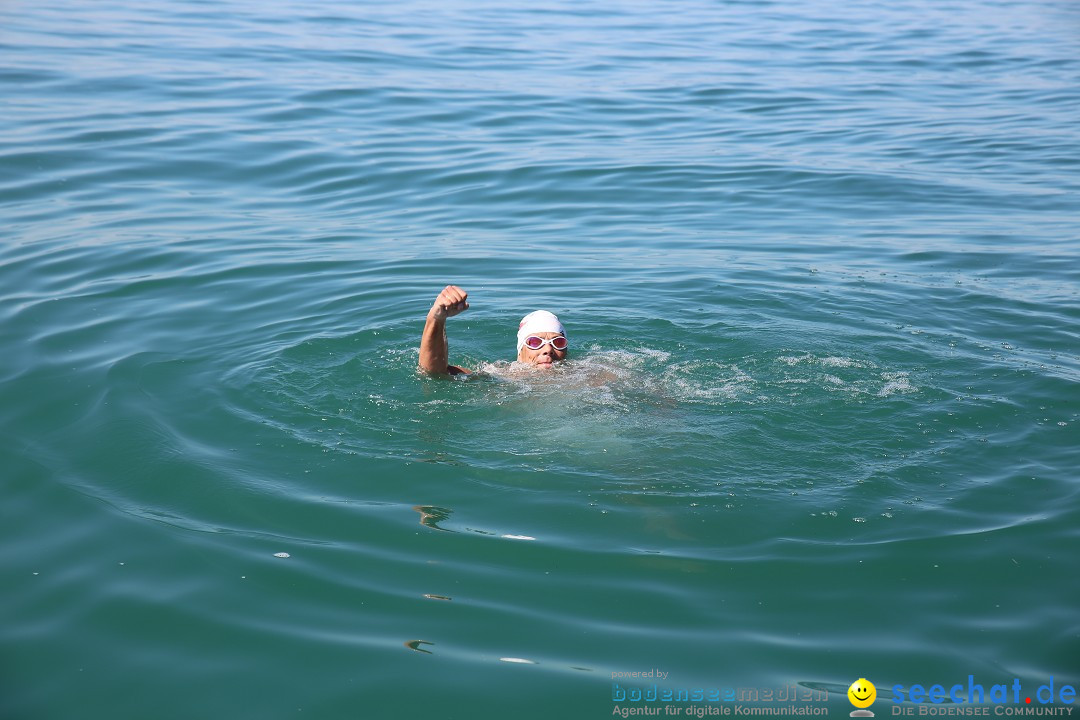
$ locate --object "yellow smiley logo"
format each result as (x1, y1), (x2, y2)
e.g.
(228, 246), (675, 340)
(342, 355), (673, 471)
(848, 678), (877, 709)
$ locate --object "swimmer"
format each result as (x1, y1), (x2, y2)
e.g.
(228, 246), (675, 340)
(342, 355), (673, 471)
(418, 285), (568, 375)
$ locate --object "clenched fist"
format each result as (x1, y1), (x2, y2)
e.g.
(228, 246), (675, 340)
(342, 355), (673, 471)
(429, 285), (469, 321)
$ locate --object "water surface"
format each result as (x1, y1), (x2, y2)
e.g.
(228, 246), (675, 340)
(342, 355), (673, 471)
(2, 0), (1078, 717)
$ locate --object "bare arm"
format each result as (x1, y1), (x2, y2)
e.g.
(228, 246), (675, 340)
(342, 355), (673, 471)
(419, 285), (470, 375)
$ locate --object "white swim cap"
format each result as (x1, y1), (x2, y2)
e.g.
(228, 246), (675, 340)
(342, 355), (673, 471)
(517, 310), (566, 351)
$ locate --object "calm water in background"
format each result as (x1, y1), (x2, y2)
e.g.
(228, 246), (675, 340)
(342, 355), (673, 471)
(2, 0), (1078, 717)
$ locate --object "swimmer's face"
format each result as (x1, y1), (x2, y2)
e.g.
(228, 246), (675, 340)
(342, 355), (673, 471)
(517, 332), (568, 369)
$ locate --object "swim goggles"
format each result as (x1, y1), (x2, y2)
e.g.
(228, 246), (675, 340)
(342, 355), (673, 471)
(522, 335), (568, 351)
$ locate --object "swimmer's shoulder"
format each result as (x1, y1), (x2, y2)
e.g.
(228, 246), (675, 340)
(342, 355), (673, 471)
(448, 365), (471, 376)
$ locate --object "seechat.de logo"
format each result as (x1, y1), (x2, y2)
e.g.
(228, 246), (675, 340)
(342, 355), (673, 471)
(849, 678), (877, 717)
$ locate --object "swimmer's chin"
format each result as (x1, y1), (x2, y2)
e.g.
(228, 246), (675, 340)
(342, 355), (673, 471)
(510, 358), (562, 370)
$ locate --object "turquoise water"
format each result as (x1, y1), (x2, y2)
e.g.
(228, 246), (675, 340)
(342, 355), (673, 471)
(2, 0), (1079, 717)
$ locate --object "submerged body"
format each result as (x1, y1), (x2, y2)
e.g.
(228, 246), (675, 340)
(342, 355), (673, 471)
(419, 285), (569, 375)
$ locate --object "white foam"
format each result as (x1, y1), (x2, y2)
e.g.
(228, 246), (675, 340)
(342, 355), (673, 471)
(878, 371), (914, 397)
(778, 354), (813, 366)
(821, 356), (874, 368)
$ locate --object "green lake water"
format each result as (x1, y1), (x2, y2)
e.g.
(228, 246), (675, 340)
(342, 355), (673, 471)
(2, 0), (1078, 717)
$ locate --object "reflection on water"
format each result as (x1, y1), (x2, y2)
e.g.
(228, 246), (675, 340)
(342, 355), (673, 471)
(413, 504), (454, 532)
(404, 639), (435, 655)
(412, 504), (537, 541)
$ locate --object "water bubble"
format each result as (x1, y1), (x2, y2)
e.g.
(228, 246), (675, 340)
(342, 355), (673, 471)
(273, 552), (290, 559)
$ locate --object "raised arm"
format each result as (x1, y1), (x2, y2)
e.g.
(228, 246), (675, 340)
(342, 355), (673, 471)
(419, 285), (470, 375)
